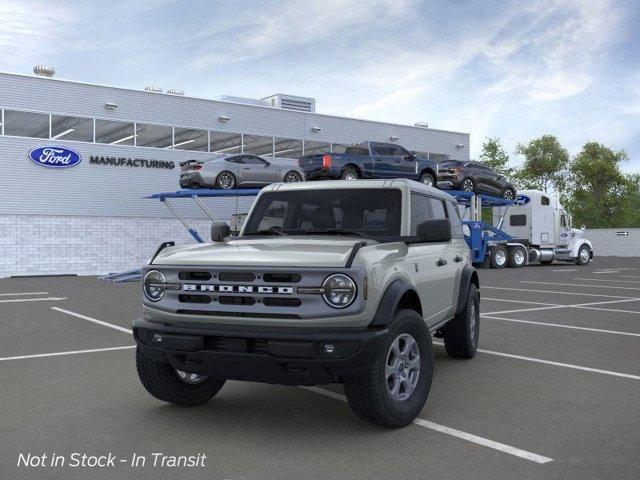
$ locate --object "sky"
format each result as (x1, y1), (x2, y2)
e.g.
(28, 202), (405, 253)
(1, 0), (639, 171)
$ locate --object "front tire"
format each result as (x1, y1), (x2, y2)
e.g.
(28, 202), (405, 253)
(343, 309), (433, 428)
(502, 188), (516, 200)
(443, 284), (480, 359)
(419, 172), (435, 187)
(136, 347), (226, 406)
(576, 245), (591, 265)
(462, 178), (475, 192)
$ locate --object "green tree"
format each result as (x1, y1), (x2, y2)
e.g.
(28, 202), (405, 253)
(622, 174), (640, 227)
(566, 142), (629, 228)
(515, 135), (569, 193)
(479, 137), (514, 177)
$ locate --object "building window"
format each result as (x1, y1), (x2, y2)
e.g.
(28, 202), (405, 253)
(303, 140), (331, 156)
(210, 131), (242, 154)
(95, 119), (135, 145)
(3, 110), (49, 138)
(273, 137), (303, 158)
(243, 134), (274, 156)
(173, 127), (208, 151)
(136, 123), (173, 148)
(51, 114), (93, 142)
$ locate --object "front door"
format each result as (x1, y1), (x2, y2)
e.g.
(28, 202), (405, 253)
(240, 155), (276, 185)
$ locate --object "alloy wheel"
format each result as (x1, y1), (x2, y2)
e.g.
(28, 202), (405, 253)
(175, 370), (208, 384)
(218, 172), (235, 189)
(462, 179), (474, 191)
(284, 171), (302, 183)
(385, 333), (421, 402)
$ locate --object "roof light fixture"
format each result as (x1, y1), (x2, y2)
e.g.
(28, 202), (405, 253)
(51, 128), (74, 139)
(110, 134), (134, 145)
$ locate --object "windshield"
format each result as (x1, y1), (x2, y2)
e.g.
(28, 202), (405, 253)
(243, 188), (402, 237)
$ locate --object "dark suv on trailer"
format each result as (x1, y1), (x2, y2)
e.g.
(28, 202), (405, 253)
(437, 160), (516, 199)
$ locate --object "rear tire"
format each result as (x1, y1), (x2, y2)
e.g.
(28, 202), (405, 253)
(489, 245), (508, 269)
(462, 178), (475, 192)
(341, 167), (359, 181)
(502, 188), (516, 200)
(507, 246), (526, 268)
(343, 309), (433, 428)
(284, 170), (303, 183)
(215, 171), (236, 190)
(443, 284), (480, 359)
(136, 347), (226, 406)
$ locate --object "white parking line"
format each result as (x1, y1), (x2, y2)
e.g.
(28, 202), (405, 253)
(483, 297), (559, 307)
(483, 315), (640, 338)
(483, 286), (638, 299)
(51, 307), (133, 335)
(301, 387), (553, 464)
(0, 297), (66, 304)
(572, 278), (640, 284)
(434, 342), (640, 381)
(552, 269), (578, 272)
(482, 297), (640, 316)
(521, 281), (640, 291)
(0, 346), (135, 362)
(0, 292), (49, 296)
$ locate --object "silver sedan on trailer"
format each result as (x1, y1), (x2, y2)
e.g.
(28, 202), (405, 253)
(179, 154), (305, 189)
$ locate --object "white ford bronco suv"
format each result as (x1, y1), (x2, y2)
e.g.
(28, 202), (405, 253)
(134, 179), (480, 427)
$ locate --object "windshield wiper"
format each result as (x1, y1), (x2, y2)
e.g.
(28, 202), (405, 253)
(244, 229), (288, 237)
(305, 228), (370, 238)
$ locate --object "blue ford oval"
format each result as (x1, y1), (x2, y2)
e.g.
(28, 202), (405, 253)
(28, 146), (82, 168)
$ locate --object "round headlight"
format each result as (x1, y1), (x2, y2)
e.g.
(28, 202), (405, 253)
(322, 274), (357, 309)
(143, 270), (166, 302)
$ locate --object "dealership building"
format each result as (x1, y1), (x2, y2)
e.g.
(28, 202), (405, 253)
(0, 69), (470, 277)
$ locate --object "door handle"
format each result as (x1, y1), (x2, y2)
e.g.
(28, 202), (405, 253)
(454, 255), (463, 263)
(242, 167), (250, 170)
(436, 258), (447, 267)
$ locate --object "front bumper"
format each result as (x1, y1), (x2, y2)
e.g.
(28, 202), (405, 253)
(133, 318), (389, 385)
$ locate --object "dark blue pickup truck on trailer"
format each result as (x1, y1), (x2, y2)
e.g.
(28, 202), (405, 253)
(298, 141), (439, 186)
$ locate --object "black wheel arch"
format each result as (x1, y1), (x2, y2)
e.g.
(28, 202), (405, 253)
(343, 163), (362, 177)
(370, 279), (422, 326)
(419, 168), (436, 180)
(455, 265), (479, 316)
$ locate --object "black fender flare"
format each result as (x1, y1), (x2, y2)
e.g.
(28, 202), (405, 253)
(455, 265), (479, 315)
(369, 279), (416, 327)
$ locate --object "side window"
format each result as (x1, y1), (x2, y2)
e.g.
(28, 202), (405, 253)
(510, 215), (526, 226)
(560, 215), (567, 227)
(541, 196), (550, 206)
(373, 144), (390, 156)
(410, 194), (432, 235)
(446, 200), (464, 238)
(387, 145), (408, 158)
(242, 156), (267, 165)
(429, 198), (447, 220)
(226, 156), (243, 164)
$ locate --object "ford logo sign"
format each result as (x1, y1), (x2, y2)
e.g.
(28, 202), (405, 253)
(28, 146), (82, 168)
(514, 195), (530, 205)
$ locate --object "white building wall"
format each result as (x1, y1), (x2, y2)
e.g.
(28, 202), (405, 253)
(584, 229), (640, 257)
(0, 215), (214, 277)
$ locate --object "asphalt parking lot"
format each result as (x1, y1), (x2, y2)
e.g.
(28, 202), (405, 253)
(1, 257), (640, 480)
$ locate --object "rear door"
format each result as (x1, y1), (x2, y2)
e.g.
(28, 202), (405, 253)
(369, 143), (393, 178)
(409, 194), (457, 325)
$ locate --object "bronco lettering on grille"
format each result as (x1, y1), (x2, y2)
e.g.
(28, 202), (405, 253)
(182, 284), (294, 294)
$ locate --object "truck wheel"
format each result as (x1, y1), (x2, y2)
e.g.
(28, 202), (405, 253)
(343, 309), (433, 428)
(507, 246), (526, 268)
(489, 245), (507, 269)
(443, 284), (480, 359)
(419, 172), (435, 187)
(341, 167), (359, 181)
(136, 347), (226, 406)
(576, 245), (591, 265)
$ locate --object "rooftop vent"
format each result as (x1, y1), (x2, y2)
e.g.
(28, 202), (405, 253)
(414, 122), (429, 128)
(167, 89), (185, 96)
(263, 94), (316, 113)
(144, 85), (163, 93)
(33, 65), (55, 77)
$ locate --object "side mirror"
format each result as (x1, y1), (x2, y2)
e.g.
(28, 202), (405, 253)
(581, 225), (586, 231)
(404, 151), (416, 160)
(211, 221), (230, 242)
(264, 161), (271, 166)
(417, 219), (452, 243)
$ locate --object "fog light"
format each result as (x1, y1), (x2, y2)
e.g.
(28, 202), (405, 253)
(323, 343), (336, 354)
(152, 333), (163, 344)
